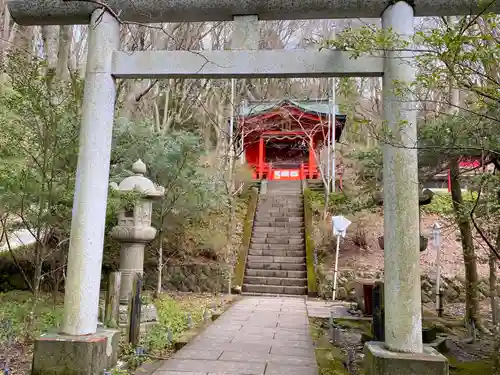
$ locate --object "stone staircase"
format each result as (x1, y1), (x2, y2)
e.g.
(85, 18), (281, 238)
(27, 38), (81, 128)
(242, 181), (307, 295)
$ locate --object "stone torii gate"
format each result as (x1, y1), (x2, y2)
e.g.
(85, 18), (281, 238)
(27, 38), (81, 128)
(9, 1), (499, 374)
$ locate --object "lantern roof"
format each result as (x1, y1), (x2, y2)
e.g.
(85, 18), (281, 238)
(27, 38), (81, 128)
(114, 159), (165, 198)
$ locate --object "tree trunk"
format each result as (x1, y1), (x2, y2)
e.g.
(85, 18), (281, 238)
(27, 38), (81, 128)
(449, 157), (479, 327)
(492, 216), (500, 326)
(11, 25), (34, 64)
(56, 25), (71, 81)
(33, 252), (43, 297)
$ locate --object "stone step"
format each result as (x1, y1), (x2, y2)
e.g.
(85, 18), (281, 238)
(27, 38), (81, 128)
(251, 237), (304, 245)
(272, 217), (304, 222)
(249, 243), (305, 251)
(266, 187), (301, 191)
(257, 202), (304, 210)
(246, 262), (306, 271)
(253, 227), (304, 234)
(252, 233), (304, 240)
(262, 191), (302, 195)
(259, 197), (303, 201)
(245, 269), (307, 278)
(267, 185), (302, 191)
(255, 216), (303, 221)
(253, 221), (304, 228)
(252, 225), (304, 234)
(257, 207), (303, 212)
(248, 249), (305, 257)
(258, 202), (303, 207)
(242, 284), (306, 295)
(247, 255), (306, 264)
(244, 276), (307, 287)
(255, 211), (303, 217)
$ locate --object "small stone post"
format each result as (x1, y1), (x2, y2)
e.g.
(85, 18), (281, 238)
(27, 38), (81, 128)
(128, 273), (143, 345)
(105, 272), (121, 327)
(371, 281), (385, 341)
(432, 222), (442, 315)
(110, 160), (164, 324)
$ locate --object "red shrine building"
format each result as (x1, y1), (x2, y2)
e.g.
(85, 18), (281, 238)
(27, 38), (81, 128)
(238, 99), (346, 181)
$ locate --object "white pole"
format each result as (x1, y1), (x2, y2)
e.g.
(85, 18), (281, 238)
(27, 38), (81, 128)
(62, 9), (119, 336)
(331, 77), (336, 193)
(229, 78), (236, 171)
(330, 23), (337, 193)
(326, 98), (331, 194)
(240, 122), (245, 165)
(332, 234), (341, 300)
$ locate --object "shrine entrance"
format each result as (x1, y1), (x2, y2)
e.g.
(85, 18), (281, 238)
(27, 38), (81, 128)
(265, 135), (307, 180)
(239, 99), (345, 180)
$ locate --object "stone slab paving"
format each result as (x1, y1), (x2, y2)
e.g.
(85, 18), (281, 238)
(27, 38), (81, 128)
(306, 299), (351, 318)
(154, 297), (318, 375)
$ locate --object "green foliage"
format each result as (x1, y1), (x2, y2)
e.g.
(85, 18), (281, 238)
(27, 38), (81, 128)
(0, 58), (81, 229)
(143, 295), (204, 352)
(447, 356), (493, 375)
(309, 318), (350, 375)
(308, 189), (375, 216)
(415, 14), (500, 109)
(325, 24), (409, 58)
(0, 291), (63, 344)
(350, 147), (383, 185)
(110, 120), (229, 259)
(423, 193), (478, 217)
(0, 56), (84, 292)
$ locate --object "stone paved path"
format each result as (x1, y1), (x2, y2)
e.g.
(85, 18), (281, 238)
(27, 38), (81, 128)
(154, 296), (318, 375)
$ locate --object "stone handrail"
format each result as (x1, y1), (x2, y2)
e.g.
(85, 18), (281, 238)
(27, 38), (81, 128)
(303, 186), (317, 297)
(231, 187), (259, 291)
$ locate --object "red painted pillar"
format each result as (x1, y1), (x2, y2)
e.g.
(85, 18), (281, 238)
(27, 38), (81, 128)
(259, 137), (264, 179)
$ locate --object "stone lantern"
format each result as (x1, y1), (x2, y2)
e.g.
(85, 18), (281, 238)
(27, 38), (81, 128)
(110, 159), (165, 306)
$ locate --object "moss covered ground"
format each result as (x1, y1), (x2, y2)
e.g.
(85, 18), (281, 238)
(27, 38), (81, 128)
(309, 315), (496, 375)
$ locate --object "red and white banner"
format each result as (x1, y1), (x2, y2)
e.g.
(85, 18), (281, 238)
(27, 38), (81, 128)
(273, 169), (301, 180)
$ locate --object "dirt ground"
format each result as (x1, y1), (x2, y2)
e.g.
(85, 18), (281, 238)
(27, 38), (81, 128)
(333, 211), (491, 279)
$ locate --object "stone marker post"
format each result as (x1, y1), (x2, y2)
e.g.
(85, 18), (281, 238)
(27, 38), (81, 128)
(110, 159), (164, 325)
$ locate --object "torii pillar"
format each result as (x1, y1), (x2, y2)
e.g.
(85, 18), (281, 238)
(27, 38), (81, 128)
(364, 2), (448, 374)
(31, 10), (121, 375)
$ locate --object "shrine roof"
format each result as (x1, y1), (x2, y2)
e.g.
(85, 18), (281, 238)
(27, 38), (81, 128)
(239, 99), (342, 118)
